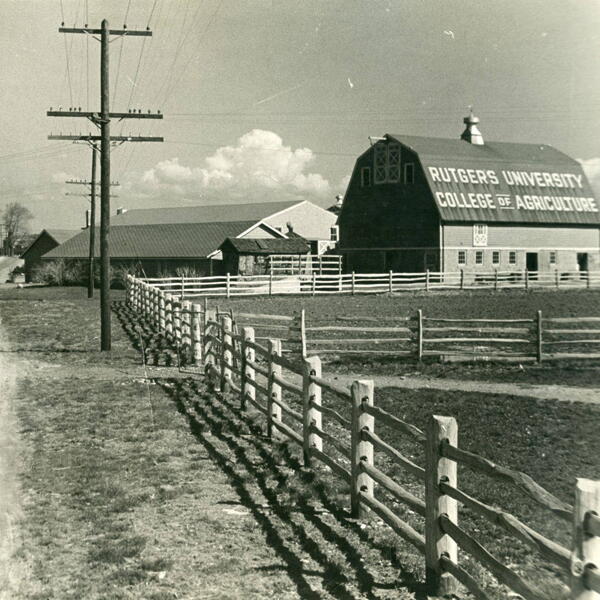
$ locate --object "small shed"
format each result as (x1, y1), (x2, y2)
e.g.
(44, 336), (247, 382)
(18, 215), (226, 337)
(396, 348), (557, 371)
(219, 237), (311, 276)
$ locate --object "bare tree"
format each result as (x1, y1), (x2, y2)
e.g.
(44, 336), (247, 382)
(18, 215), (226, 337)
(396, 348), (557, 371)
(2, 202), (33, 255)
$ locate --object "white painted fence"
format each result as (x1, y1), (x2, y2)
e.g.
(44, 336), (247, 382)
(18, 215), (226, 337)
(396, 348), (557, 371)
(138, 269), (600, 298)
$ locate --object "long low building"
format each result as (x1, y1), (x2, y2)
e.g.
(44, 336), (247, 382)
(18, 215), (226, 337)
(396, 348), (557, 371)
(338, 112), (599, 274)
(43, 199), (340, 276)
(43, 220), (284, 276)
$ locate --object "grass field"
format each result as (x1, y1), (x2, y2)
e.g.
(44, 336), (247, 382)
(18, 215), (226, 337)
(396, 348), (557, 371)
(199, 288), (600, 387)
(1, 285), (599, 598)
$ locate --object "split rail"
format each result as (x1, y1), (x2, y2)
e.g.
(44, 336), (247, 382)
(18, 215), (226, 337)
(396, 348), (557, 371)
(200, 312), (600, 599)
(126, 274), (600, 598)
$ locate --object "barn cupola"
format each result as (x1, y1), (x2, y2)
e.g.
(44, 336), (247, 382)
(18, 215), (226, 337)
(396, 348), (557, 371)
(460, 107), (484, 145)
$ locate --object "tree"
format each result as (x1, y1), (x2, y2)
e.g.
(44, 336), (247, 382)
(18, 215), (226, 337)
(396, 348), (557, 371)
(2, 202), (33, 255)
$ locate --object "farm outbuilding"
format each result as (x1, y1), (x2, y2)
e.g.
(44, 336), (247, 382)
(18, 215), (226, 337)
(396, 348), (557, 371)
(111, 199), (339, 255)
(219, 237), (311, 276)
(338, 112), (600, 275)
(20, 229), (78, 282)
(42, 220), (284, 276)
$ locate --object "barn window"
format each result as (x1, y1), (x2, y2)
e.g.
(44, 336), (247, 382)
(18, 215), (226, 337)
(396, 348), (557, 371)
(330, 226), (339, 242)
(361, 167), (371, 187)
(374, 143), (387, 184)
(473, 223), (488, 247)
(492, 251), (500, 265)
(404, 163), (415, 184)
(509, 251), (517, 264)
(458, 250), (466, 265)
(475, 251), (483, 265)
(387, 143), (401, 182)
(373, 141), (401, 183)
(549, 251), (556, 264)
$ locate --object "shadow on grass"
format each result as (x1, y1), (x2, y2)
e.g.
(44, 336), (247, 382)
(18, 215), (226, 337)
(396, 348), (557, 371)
(113, 301), (179, 367)
(114, 299), (427, 599)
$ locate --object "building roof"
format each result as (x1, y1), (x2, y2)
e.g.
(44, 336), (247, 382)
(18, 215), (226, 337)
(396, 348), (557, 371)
(20, 229), (78, 258)
(220, 237), (310, 255)
(386, 134), (599, 225)
(111, 200), (302, 226)
(43, 221), (277, 259)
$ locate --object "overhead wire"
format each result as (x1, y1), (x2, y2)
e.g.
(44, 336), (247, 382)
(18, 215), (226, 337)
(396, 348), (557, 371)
(60, 0), (74, 106)
(160, 0), (224, 110)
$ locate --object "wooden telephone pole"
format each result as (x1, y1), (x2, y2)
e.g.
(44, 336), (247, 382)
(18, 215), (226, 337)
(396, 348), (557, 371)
(48, 19), (163, 351)
(65, 150), (119, 299)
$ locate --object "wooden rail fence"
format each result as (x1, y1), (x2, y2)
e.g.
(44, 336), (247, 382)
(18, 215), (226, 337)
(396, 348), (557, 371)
(127, 276), (600, 364)
(138, 269), (600, 298)
(126, 275), (600, 599)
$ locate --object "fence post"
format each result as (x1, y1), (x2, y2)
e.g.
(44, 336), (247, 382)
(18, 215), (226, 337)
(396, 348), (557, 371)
(180, 276), (185, 298)
(388, 270), (393, 293)
(300, 309), (307, 358)
(173, 297), (182, 344)
(158, 291), (166, 333)
(302, 356), (322, 467)
(143, 284), (150, 319)
(269, 272), (273, 296)
(570, 478), (600, 599)
(417, 309), (424, 361)
(536, 310), (543, 363)
(351, 271), (356, 295)
(267, 339), (282, 439)
(425, 415), (459, 597)
(203, 308), (216, 367)
(586, 271), (591, 290)
(226, 273), (231, 299)
(312, 272), (316, 296)
(241, 327), (255, 411)
(460, 269), (464, 291)
(351, 379), (374, 518)
(191, 303), (202, 364)
(220, 314), (233, 393)
(525, 269), (529, 290)
(494, 268), (498, 291)
(426, 269), (430, 292)
(556, 268), (560, 290)
(165, 293), (173, 339)
(182, 300), (191, 352)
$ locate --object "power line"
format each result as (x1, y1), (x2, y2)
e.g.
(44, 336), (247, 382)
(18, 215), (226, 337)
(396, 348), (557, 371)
(161, 0), (224, 110)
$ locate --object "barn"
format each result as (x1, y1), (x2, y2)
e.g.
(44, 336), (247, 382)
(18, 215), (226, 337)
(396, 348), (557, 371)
(338, 112), (600, 276)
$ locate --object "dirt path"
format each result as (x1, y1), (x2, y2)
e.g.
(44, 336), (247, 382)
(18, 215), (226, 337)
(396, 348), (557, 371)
(0, 322), (34, 599)
(327, 372), (600, 404)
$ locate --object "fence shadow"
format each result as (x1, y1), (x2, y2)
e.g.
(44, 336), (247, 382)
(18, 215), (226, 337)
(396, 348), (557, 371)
(114, 300), (427, 599)
(113, 301), (179, 367)
(159, 377), (426, 599)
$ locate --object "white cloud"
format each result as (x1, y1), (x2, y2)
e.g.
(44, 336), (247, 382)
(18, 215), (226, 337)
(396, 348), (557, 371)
(131, 130), (336, 205)
(579, 158), (600, 197)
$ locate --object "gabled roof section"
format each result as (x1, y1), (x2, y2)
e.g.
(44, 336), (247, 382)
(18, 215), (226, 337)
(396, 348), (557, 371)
(43, 221), (271, 259)
(112, 200), (302, 226)
(220, 237), (310, 255)
(20, 229), (78, 258)
(386, 134), (600, 225)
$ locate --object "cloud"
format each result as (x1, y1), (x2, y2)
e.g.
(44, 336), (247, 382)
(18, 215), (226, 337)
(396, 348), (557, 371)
(131, 130), (337, 205)
(578, 157), (600, 197)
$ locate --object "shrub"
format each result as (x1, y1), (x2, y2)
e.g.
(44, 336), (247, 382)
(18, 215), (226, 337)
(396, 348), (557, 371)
(174, 265), (204, 278)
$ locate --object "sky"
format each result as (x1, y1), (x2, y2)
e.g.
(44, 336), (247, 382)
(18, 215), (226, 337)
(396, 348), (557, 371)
(1, 0), (600, 232)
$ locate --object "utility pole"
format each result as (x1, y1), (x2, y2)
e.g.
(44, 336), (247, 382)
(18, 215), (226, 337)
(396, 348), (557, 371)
(65, 150), (119, 299)
(48, 19), (163, 351)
